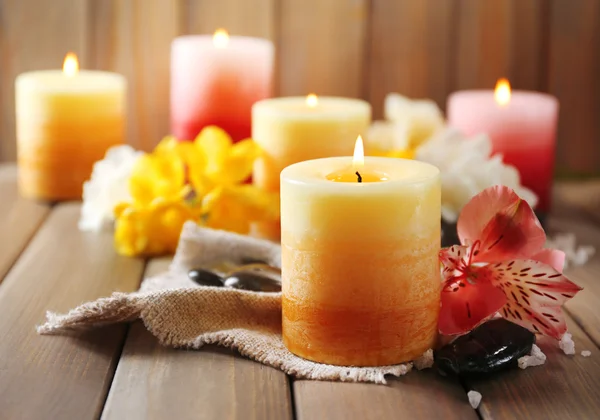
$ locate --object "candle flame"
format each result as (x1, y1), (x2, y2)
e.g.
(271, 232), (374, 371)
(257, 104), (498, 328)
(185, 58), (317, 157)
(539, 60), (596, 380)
(62, 52), (79, 77)
(353, 135), (364, 168)
(213, 28), (229, 48)
(306, 93), (318, 108)
(495, 78), (511, 106)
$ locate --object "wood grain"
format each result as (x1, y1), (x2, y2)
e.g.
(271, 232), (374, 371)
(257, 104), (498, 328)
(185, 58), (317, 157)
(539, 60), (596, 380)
(0, 203), (145, 419)
(468, 318), (600, 420)
(0, 0), (88, 161)
(185, 0), (275, 39)
(278, 0), (369, 98)
(455, 0), (547, 91)
(0, 165), (50, 282)
(89, 0), (183, 151)
(101, 258), (293, 420)
(549, 0), (600, 175)
(294, 370), (477, 420)
(368, 0), (455, 117)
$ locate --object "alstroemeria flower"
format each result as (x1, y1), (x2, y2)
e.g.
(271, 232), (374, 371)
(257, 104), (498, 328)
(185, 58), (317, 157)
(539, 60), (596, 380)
(439, 185), (582, 339)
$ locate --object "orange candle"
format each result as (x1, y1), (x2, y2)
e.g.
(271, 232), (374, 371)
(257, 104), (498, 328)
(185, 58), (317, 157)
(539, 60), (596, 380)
(280, 137), (441, 366)
(16, 53), (126, 200)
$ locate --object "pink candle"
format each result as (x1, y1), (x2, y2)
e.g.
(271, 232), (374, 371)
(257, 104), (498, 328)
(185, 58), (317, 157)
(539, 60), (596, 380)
(447, 80), (558, 213)
(170, 30), (274, 142)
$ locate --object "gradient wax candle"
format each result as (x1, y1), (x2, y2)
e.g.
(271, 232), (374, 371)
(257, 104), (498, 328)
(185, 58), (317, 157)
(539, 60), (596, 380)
(280, 138), (441, 366)
(252, 95), (371, 240)
(447, 79), (558, 213)
(16, 53), (126, 201)
(171, 30), (274, 142)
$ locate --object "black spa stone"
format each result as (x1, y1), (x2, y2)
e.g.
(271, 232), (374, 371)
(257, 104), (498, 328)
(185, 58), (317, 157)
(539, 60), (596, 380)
(188, 269), (224, 287)
(223, 270), (281, 292)
(434, 318), (536, 377)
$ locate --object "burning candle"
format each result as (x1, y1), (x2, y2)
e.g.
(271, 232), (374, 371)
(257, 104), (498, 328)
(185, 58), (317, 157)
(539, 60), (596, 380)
(170, 29), (274, 142)
(16, 53), (126, 200)
(280, 137), (441, 366)
(252, 95), (371, 240)
(447, 79), (558, 213)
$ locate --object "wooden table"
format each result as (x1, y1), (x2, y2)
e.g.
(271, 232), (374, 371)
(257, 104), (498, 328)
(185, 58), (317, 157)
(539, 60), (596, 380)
(1, 163), (599, 420)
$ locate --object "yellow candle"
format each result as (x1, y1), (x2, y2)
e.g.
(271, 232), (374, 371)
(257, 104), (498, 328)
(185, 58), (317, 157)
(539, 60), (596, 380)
(280, 140), (441, 366)
(251, 95), (371, 240)
(16, 53), (126, 201)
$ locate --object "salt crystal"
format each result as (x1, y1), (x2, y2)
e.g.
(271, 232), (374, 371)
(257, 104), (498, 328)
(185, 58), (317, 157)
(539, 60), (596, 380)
(468, 390), (482, 409)
(413, 349), (434, 370)
(559, 332), (576, 355)
(518, 344), (547, 369)
(581, 350), (592, 357)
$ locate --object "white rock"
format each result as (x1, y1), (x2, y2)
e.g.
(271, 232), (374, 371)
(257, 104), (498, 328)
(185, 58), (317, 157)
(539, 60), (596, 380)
(559, 332), (576, 355)
(581, 350), (591, 357)
(468, 390), (482, 409)
(518, 344), (547, 369)
(413, 349), (434, 370)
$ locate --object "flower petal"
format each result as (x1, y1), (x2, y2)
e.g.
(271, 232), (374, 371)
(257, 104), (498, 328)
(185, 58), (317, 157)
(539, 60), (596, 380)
(477, 259), (582, 339)
(457, 185), (546, 263)
(195, 126), (232, 177)
(439, 245), (470, 282)
(531, 249), (566, 272)
(222, 139), (262, 185)
(439, 278), (507, 336)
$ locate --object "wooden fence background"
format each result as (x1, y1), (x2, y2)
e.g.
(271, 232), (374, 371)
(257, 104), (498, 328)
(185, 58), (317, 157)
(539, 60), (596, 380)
(1, 0), (599, 175)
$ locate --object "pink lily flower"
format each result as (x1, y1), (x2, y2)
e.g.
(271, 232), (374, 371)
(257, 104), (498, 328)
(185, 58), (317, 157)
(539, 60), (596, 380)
(439, 185), (582, 339)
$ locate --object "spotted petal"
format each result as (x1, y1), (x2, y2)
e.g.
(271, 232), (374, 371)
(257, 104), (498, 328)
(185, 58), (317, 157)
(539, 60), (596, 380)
(476, 260), (583, 339)
(439, 277), (507, 336)
(457, 186), (546, 263)
(531, 249), (566, 272)
(439, 245), (470, 282)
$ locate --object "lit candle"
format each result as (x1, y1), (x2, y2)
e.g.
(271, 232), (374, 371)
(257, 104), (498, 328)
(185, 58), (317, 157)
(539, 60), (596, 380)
(252, 95), (371, 240)
(447, 79), (558, 214)
(16, 53), (126, 200)
(280, 137), (441, 366)
(170, 29), (274, 142)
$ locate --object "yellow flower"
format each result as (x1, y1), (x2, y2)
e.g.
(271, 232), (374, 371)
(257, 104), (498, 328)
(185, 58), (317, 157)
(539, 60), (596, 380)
(385, 148), (416, 160)
(202, 185), (280, 234)
(129, 151), (187, 206)
(188, 126), (261, 194)
(114, 198), (199, 257)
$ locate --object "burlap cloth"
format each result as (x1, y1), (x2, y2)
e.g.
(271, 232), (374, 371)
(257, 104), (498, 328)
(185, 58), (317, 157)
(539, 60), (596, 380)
(38, 222), (433, 384)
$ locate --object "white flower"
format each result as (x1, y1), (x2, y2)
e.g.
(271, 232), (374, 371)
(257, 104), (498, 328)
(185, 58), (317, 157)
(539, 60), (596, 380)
(78, 145), (143, 232)
(365, 94), (444, 152)
(416, 128), (538, 223)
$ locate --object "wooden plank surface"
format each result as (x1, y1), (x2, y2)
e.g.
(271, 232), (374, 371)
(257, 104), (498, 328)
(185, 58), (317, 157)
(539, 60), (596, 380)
(549, 0), (600, 176)
(89, 0), (183, 151)
(368, 0), (455, 116)
(294, 369), (477, 420)
(185, 0), (275, 39)
(468, 318), (600, 420)
(278, 0), (369, 98)
(0, 0), (89, 161)
(0, 165), (50, 282)
(102, 258), (293, 420)
(455, 0), (547, 91)
(0, 203), (145, 419)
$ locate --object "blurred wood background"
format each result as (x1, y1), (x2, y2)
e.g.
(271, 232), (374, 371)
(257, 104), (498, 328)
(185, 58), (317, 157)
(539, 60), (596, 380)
(0, 0), (599, 175)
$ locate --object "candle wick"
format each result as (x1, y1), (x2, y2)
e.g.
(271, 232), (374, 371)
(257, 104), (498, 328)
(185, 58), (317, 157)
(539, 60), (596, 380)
(355, 171), (362, 183)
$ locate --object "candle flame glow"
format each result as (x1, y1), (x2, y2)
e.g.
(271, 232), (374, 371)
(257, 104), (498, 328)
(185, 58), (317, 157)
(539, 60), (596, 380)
(494, 78), (511, 106)
(213, 28), (229, 48)
(62, 52), (79, 77)
(353, 135), (364, 168)
(306, 93), (318, 108)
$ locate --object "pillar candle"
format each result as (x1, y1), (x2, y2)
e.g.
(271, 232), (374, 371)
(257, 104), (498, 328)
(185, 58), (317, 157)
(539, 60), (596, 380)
(171, 31), (274, 142)
(447, 81), (558, 213)
(16, 54), (126, 201)
(280, 150), (441, 366)
(252, 96), (371, 240)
